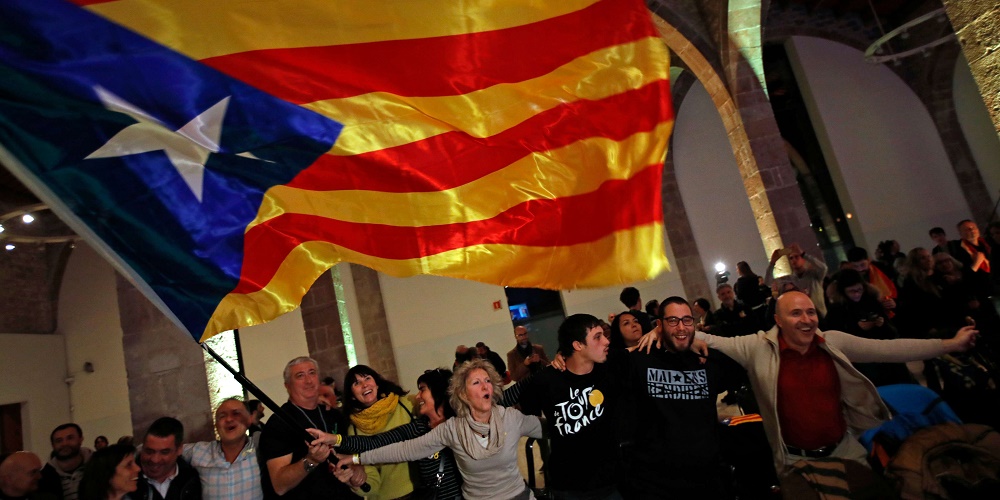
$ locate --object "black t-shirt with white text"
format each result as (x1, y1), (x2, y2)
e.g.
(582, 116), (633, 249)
(626, 347), (740, 496)
(519, 350), (626, 491)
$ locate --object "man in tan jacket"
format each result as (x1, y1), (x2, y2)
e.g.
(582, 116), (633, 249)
(699, 291), (977, 472)
(506, 326), (549, 382)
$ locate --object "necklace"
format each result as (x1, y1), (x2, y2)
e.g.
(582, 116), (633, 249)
(469, 424), (489, 439)
(292, 403), (329, 433)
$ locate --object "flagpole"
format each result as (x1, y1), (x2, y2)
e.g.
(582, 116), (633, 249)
(199, 343), (303, 435)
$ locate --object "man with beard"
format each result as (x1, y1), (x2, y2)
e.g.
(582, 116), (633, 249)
(699, 291), (978, 474)
(506, 326), (550, 382)
(182, 398), (262, 500)
(135, 417), (201, 500)
(257, 357), (361, 499)
(626, 297), (743, 499)
(39, 423), (91, 500)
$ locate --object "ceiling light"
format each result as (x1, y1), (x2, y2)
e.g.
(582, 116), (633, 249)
(714, 262), (726, 273)
(5, 244), (15, 251)
(22, 214), (34, 224)
(0, 224), (4, 233)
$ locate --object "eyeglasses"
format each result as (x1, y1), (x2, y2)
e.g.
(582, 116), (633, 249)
(662, 316), (695, 327)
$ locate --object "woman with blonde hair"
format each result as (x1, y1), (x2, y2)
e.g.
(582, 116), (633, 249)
(338, 358), (543, 499)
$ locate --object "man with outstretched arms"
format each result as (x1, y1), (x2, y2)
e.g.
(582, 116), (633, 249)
(698, 290), (978, 472)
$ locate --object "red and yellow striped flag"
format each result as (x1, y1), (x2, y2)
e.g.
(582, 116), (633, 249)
(75, 0), (674, 337)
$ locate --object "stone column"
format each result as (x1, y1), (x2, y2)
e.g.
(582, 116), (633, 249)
(349, 264), (399, 383)
(300, 269), (351, 388)
(117, 274), (213, 442)
(650, 10), (819, 274)
(663, 70), (713, 302)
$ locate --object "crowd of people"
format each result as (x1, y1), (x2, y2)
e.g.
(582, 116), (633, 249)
(2, 219), (996, 500)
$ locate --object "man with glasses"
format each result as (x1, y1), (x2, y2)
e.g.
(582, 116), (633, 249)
(764, 243), (829, 317)
(625, 296), (743, 499)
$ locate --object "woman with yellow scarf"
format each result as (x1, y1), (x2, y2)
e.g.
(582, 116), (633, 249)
(343, 364), (416, 499)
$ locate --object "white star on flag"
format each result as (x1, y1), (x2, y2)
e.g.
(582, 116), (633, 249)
(85, 86), (235, 202)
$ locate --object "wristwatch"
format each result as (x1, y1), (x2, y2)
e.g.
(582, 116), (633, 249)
(303, 458), (319, 473)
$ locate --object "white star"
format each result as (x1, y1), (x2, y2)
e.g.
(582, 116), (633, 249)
(86, 86), (231, 202)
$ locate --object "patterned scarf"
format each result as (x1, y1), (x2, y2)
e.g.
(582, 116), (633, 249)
(350, 393), (400, 434)
(457, 406), (506, 460)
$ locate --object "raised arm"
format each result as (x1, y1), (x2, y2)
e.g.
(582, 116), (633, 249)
(802, 253), (829, 280)
(764, 248), (782, 285)
(825, 327), (977, 363)
(498, 371), (535, 407)
(698, 331), (756, 368)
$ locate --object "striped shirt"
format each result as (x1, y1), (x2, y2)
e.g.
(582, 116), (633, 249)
(342, 418), (462, 500)
(182, 439), (263, 500)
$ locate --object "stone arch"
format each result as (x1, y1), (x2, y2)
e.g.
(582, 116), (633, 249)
(661, 69), (712, 302)
(922, 43), (993, 224)
(651, 10), (815, 298)
(761, 4), (992, 224)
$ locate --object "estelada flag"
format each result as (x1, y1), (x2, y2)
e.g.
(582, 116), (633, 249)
(0, 0), (674, 341)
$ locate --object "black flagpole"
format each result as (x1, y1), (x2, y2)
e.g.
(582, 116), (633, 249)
(200, 342), (307, 438)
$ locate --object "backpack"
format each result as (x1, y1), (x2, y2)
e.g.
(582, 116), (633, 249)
(886, 422), (1000, 499)
(860, 384), (962, 473)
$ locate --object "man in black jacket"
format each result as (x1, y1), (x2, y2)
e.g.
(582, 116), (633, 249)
(475, 342), (507, 376)
(135, 417), (201, 500)
(37, 423), (90, 500)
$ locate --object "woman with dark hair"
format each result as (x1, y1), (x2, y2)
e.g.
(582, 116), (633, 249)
(310, 368), (460, 499)
(335, 359), (542, 499)
(609, 310), (644, 350)
(826, 269), (913, 386)
(734, 261), (768, 310)
(78, 444), (140, 500)
(897, 247), (950, 339)
(342, 364), (415, 499)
